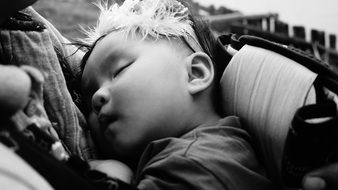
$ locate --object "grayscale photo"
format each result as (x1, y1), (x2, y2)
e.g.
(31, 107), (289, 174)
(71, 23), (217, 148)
(0, 0), (337, 189)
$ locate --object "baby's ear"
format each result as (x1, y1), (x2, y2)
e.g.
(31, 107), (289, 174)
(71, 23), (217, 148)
(185, 52), (214, 95)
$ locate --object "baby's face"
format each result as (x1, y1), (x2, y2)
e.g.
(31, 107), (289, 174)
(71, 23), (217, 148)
(82, 33), (191, 158)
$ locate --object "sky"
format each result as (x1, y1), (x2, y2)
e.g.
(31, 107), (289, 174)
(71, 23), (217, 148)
(195, 0), (338, 43)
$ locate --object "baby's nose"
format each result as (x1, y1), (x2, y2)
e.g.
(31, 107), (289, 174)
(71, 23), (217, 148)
(92, 87), (110, 114)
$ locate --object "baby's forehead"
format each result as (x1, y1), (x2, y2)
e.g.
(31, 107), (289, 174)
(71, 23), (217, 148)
(91, 32), (192, 56)
(82, 33), (188, 71)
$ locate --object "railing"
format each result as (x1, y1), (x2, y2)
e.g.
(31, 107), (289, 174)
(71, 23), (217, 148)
(205, 13), (338, 70)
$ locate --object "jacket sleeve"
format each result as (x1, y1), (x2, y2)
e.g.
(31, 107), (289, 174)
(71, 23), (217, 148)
(137, 155), (226, 190)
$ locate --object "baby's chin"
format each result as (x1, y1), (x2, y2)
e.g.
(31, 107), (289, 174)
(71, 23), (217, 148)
(105, 132), (146, 163)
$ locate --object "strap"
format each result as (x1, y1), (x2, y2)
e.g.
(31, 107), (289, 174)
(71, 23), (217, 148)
(10, 128), (99, 190)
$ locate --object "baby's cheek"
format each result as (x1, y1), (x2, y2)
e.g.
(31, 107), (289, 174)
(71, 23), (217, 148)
(88, 112), (110, 155)
(88, 112), (99, 133)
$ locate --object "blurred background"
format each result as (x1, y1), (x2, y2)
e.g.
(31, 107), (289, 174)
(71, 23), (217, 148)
(33, 0), (98, 39)
(33, 0), (338, 68)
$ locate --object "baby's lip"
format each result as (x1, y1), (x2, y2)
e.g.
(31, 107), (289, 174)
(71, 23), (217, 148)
(98, 114), (117, 129)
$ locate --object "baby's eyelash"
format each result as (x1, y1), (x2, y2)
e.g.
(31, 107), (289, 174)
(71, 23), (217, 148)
(113, 62), (132, 78)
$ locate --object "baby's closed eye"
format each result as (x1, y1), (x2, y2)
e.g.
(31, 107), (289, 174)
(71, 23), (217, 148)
(113, 61), (133, 78)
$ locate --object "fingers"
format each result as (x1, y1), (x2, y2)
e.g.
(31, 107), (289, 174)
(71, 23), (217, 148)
(89, 160), (133, 183)
(0, 65), (31, 116)
(20, 65), (44, 100)
(303, 163), (338, 190)
(21, 65), (44, 84)
(303, 176), (326, 190)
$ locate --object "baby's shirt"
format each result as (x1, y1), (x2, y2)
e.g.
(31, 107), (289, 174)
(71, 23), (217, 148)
(133, 116), (273, 190)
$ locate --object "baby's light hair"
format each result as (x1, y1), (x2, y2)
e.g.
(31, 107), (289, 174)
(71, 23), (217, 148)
(78, 0), (232, 116)
(81, 0), (202, 51)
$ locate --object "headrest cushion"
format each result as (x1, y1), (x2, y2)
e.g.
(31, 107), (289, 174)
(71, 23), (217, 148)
(220, 44), (317, 184)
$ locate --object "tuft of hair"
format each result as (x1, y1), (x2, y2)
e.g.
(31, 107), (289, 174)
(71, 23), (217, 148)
(80, 0), (199, 45)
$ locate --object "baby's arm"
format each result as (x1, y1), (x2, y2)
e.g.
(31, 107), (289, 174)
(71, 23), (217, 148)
(89, 159), (133, 184)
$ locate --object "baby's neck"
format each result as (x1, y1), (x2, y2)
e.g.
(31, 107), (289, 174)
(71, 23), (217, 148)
(183, 105), (221, 134)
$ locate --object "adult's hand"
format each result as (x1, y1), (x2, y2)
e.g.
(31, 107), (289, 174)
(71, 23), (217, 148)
(89, 159), (134, 184)
(0, 65), (32, 116)
(303, 163), (338, 190)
